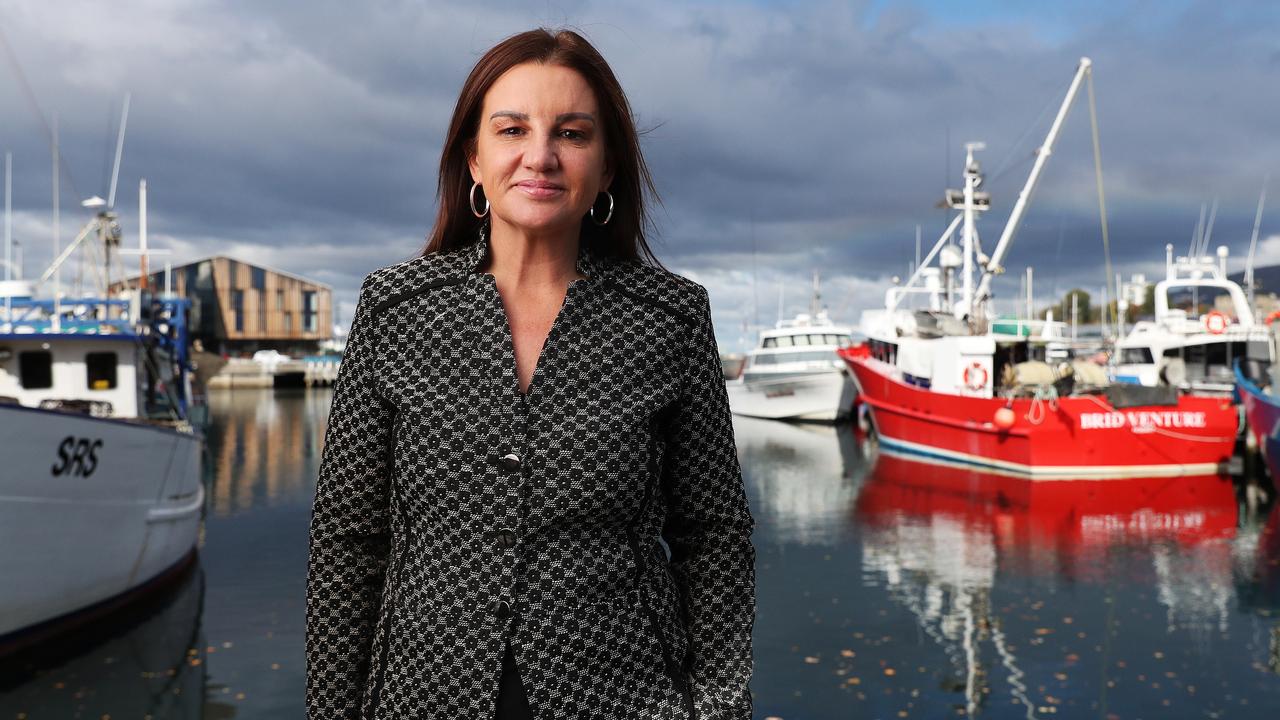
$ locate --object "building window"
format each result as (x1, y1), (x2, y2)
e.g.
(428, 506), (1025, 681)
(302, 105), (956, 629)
(86, 352), (117, 390)
(276, 289), (284, 311)
(259, 292), (267, 334)
(19, 351), (53, 389)
(233, 290), (245, 333)
(251, 266), (266, 291)
(302, 290), (318, 333)
(284, 311), (292, 332)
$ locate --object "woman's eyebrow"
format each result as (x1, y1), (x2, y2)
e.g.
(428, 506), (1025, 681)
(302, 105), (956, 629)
(487, 110), (596, 124)
(555, 112), (595, 124)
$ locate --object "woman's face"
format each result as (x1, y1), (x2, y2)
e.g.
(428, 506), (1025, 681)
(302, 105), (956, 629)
(468, 62), (612, 241)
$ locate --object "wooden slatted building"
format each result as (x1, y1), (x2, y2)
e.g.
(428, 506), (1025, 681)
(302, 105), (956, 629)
(111, 256), (333, 355)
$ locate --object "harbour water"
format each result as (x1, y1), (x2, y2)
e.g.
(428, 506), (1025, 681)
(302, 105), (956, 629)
(2, 390), (1279, 718)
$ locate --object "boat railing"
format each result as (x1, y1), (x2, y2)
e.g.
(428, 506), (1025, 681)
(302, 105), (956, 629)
(1, 296), (136, 335)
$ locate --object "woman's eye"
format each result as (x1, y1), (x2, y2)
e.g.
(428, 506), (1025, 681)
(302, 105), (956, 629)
(499, 126), (523, 136)
(559, 129), (586, 140)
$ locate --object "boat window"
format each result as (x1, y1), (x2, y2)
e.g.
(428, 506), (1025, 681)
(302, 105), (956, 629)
(839, 335), (853, 347)
(751, 350), (834, 365)
(86, 352), (118, 390)
(823, 334), (838, 346)
(762, 337), (776, 348)
(792, 335), (809, 346)
(775, 336), (793, 347)
(1120, 347), (1154, 364)
(19, 351), (53, 389)
(1165, 286), (1238, 320)
(810, 334), (827, 345)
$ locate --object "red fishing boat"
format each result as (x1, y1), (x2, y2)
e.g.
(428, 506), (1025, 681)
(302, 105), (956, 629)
(843, 58), (1238, 478)
(844, 351), (1238, 478)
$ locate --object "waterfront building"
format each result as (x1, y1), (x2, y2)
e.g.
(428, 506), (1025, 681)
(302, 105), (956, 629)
(111, 256), (333, 356)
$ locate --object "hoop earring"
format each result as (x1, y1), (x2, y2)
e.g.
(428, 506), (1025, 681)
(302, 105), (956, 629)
(469, 182), (489, 218)
(590, 191), (614, 226)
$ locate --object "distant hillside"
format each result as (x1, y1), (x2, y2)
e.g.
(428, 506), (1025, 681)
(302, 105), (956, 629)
(1228, 266), (1280, 294)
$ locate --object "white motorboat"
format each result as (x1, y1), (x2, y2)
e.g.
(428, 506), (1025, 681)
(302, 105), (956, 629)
(726, 294), (860, 422)
(0, 172), (204, 652)
(1113, 244), (1271, 394)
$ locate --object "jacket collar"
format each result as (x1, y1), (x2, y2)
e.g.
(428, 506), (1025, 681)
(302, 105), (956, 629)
(460, 226), (608, 284)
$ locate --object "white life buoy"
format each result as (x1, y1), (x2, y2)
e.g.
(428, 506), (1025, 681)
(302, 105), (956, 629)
(963, 362), (988, 391)
(1204, 310), (1229, 335)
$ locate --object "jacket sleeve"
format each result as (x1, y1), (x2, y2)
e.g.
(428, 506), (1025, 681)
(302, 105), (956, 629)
(662, 284), (756, 720)
(305, 275), (394, 719)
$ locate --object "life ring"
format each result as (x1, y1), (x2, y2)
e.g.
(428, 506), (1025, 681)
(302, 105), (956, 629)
(962, 362), (988, 391)
(1203, 310), (1229, 335)
(1265, 310), (1280, 325)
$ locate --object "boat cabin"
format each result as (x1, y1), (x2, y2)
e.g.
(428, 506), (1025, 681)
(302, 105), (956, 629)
(0, 291), (193, 421)
(1114, 244), (1271, 391)
(745, 314), (859, 374)
(0, 334), (141, 417)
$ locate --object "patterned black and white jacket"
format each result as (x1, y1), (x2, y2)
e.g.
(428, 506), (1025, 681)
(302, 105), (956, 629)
(305, 232), (755, 720)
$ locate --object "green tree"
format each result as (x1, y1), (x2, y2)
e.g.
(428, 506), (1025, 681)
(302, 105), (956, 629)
(1043, 288), (1093, 323)
(1140, 282), (1156, 318)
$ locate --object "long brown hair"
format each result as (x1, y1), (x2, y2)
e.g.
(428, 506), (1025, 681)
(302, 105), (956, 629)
(421, 28), (660, 265)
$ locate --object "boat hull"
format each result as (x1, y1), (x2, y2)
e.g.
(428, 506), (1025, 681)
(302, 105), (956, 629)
(1236, 363), (1280, 480)
(847, 357), (1238, 479)
(726, 369), (856, 422)
(0, 405), (204, 643)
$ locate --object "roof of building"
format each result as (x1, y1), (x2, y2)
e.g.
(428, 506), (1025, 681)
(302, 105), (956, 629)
(123, 254), (333, 290)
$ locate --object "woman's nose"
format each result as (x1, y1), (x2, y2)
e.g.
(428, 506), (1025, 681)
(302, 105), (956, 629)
(523, 134), (558, 171)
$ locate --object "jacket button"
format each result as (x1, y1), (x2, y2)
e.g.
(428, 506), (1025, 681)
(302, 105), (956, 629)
(498, 452), (522, 472)
(488, 599), (512, 619)
(495, 529), (517, 549)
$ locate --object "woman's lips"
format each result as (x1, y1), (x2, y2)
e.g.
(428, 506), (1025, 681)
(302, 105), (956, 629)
(515, 180), (565, 199)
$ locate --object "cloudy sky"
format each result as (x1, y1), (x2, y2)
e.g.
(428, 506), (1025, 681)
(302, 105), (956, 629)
(0, 0), (1277, 351)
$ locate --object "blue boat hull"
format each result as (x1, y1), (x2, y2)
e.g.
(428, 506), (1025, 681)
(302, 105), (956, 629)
(1235, 362), (1280, 479)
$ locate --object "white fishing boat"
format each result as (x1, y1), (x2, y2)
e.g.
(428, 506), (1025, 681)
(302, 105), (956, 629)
(1113, 244), (1271, 393)
(726, 276), (860, 422)
(0, 138), (205, 653)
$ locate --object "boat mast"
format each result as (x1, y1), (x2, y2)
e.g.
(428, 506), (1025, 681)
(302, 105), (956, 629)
(3, 151), (9, 327)
(974, 57), (1093, 315)
(52, 114), (60, 331)
(958, 141), (985, 320)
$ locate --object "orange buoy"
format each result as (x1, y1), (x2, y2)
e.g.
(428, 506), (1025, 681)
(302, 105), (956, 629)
(993, 407), (1016, 430)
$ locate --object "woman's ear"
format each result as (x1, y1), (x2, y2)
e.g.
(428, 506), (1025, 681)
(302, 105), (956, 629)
(466, 139), (481, 184)
(601, 159), (614, 193)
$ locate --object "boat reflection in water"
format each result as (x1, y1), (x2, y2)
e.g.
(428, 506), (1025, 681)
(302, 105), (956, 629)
(0, 561), (214, 719)
(733, 415), (865, 545)
(856, 447), (1279, 717)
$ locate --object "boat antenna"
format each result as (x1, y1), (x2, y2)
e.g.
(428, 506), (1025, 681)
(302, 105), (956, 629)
(1201, 198), (1220, 259)
(1190, 202), (1207, 258)
(107, 93), (129, 211)
(1246, 174), (1270, 310)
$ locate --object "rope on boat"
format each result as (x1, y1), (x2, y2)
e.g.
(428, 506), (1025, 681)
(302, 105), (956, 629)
(1025, 385), (1059, 425)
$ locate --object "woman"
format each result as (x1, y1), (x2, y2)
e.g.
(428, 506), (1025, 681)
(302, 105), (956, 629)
(305, 28), (754, 720)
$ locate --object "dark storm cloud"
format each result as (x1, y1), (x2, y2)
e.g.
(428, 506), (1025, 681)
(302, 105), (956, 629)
(0, 0), (1277, 347)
